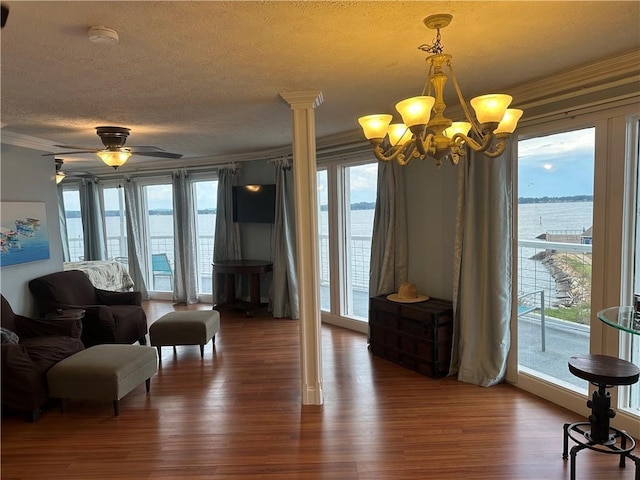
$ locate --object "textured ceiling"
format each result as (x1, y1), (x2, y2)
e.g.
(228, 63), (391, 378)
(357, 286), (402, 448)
(1, 1), (639, 174)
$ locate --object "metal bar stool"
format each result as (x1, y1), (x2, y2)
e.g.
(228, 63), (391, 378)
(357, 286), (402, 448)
(562, 354), (640, 480)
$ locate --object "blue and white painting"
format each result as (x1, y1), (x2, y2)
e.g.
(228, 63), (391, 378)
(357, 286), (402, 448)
(0, 202), (50, 267)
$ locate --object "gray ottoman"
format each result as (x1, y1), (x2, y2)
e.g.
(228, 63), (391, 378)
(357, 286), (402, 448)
(47, 344), (158, 416)
(149, 310), (220, 361)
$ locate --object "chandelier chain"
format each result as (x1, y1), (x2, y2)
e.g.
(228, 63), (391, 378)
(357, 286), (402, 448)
(418, 27), (444, 55)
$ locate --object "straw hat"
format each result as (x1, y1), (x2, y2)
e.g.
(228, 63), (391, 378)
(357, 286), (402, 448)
(386, 282), (429, 303)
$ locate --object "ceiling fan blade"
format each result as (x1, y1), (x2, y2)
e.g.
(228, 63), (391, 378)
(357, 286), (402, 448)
(130, 150), (183, 159)
(54, 144), (97, 150)
(127, 145), (164, 151)
(42, 150), (98, 156)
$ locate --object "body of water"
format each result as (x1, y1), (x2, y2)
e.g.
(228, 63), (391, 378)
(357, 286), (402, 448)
(66, 202), (593, 245)
(518, 201), (593, 240)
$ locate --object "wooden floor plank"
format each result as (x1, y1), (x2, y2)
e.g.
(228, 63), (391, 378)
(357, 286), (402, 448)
(1, 300), (637, 479)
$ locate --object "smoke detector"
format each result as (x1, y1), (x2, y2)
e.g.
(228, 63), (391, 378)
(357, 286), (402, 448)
(88, 26), (119, 44)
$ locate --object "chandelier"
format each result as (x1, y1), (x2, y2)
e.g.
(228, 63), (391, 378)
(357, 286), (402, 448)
(358, 14), (523, 167)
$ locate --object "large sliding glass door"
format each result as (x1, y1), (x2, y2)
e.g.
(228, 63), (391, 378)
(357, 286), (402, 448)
(516, 128), (595, 393)
(512, 109), (640, 435)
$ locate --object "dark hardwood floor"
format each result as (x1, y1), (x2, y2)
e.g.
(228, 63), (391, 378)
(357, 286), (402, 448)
(1, 301), (637, 479)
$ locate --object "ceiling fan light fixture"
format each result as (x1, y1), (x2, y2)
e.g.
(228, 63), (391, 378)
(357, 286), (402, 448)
(54, 158), (65, 184)
(88, 26), (119, 45)
(97, 149), (131, 169)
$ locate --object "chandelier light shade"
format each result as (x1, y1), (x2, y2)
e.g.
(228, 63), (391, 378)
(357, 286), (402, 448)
(97, 149), (132, 168)
(357, 14), (523, 167)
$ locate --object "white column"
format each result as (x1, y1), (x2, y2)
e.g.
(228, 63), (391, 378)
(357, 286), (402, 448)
(279, 91), (324, 405)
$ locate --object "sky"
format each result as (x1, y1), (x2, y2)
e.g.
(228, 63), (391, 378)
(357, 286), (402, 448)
(517, 127), (595, 198)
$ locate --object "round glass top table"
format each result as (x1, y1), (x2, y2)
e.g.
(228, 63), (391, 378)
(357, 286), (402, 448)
(597, 306), (640, 335)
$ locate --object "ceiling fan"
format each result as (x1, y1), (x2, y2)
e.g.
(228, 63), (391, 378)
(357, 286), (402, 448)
(54, 158), (98, 184)
(44, 126), (183, 169)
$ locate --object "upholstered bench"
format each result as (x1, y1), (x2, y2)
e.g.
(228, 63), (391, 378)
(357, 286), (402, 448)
(47, 344), (158, 416)
(149, 310), (220, 362)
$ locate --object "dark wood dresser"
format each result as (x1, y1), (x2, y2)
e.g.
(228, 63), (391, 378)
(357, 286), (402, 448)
(368, 295), (454, 378)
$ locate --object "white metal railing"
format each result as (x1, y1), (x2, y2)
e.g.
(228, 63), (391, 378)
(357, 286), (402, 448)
(68, 235), (214, 292)
(518, 239), (593, 254)
(516, 238), (592, 313)
(69, 235), (593, 306)
(318, 233), (371, 291)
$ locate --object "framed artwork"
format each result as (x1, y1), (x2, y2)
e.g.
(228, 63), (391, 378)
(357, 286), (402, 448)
(0, 202), (50, 267)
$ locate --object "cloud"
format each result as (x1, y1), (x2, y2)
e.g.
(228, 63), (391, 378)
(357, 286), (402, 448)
(518, 128), (595, 198)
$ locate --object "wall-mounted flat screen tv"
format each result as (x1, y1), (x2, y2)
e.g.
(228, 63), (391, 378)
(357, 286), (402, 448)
(232, 184), (276, 223)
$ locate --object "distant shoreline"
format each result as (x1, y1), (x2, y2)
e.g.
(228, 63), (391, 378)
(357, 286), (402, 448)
(518, 195), (592, 204)
(64, 196), (593, 217)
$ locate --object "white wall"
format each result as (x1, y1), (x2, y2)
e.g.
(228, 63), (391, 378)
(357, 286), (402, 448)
(0, 144), (63, 315)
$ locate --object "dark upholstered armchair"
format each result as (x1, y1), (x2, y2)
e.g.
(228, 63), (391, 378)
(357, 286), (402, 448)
(1, 294), (84, 421)
(28, 270), (148, 348)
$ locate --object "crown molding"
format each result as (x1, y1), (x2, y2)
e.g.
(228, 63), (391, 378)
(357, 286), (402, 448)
(443, 49), (640, 124)
(0, 129), (55, 152)
(510, 50), (639, 109)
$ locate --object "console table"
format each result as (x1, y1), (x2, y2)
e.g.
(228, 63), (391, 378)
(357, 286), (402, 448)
(212, 260), (272, 317)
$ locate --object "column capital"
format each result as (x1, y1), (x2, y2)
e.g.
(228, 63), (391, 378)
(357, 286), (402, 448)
(279, 91), (324, 110)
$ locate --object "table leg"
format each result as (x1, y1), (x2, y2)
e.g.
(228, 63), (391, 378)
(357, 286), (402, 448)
(249, 273), (261, 305)
(224, 273), (236, 302)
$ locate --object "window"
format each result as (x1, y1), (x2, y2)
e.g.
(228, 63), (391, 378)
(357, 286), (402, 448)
(62, 188), (84, 261)
(516, 127), (595, 393)
(102, 186), (127, 260)
(317, 169), (330, 311)
(621, 117), (640, 416)
(342, 163), (378, 319)
(144, 183), (174, 292)
(317, 159), (378, 324)
(193, 179), (218, 295)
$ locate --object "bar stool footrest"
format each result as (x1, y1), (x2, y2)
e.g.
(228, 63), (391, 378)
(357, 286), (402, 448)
(565, 422), (636, 456)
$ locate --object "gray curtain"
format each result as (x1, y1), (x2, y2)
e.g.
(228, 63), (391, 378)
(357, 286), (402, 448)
(124, 177), (150, 300)
(449, 145), (513, 387)
(172, 170), (198, 304)
(57, 186), (70, 262)
(271, 159), (299, 318)
(79, 178), (106, 261)
(213, 167), (241, 305)
(369, 161), (408, 296)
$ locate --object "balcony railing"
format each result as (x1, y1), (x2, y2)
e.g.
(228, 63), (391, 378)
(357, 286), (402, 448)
(68, 235), (214, 293)
(69, 235), (592, 309)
